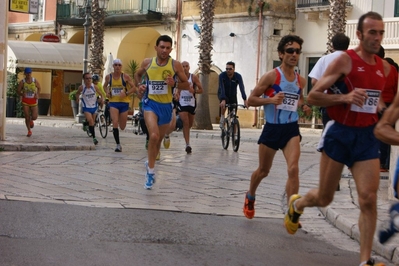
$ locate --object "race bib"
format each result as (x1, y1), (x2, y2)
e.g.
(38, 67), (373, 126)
(148, 81), (168, 95)
(350, 88), (380, 114)
(24, 91), (35, 98)
(276, 92), (299, 112)
(111, 87), (124, 96)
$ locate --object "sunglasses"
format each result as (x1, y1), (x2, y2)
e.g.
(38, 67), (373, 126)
(85, 77), (92, 80)
(226, 68), (233, 71)
(114, 64), (122, 66)
(284, 48), (302, 54)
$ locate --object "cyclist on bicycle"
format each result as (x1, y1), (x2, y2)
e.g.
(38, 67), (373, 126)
(242, 35), (311, 220)
(218, 61), (248, 128)
(76, 72), (106, 145)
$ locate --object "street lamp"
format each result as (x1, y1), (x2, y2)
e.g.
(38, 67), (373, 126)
(76, 0), (109, 73)
(75, 0), (109, 122)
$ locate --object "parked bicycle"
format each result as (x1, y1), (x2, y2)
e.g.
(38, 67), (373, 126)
(85, 108), (108, 138)
(221, 103), (246, 152)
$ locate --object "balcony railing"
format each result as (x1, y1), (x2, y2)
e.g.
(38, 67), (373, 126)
(57, 0), (173, 20)
(297, 0), (352, 9)
(346, 18), (399, 49)
(297, 0), (329, 8)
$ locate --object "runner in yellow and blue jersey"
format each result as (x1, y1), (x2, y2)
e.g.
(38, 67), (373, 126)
(135, 35), (189, 190)
(103, 59), (136, 152)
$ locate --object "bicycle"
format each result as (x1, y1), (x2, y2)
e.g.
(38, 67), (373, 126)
(132, 111), (144, 135)
(85, 108), (108, 138)
(221, 103), (246, 152)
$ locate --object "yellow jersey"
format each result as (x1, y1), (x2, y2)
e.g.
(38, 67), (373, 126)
(108, 73), (130, 103)
(145, 57), (175, 103)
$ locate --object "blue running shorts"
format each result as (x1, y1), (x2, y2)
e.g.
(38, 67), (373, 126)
(143, 99), (173, 126)
(83, 106), (97, 114)
(109, 102), (129, 113)
(258, 122), (300, 150)
(393, 157), (399, 199)
(320, 121), (379, 168)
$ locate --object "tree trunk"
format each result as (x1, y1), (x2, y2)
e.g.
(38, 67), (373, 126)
(89, 0), (106, 75)
(194, 0), (215, 130)
(326, 0), (347, 53)
(194, 74), (213, 129)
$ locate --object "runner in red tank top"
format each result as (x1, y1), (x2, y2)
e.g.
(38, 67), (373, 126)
(284, 12), (392, 266)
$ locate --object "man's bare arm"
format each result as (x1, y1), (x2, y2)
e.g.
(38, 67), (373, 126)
(173, 61), (189, 90)
(248, 70), (284, 107)
(308, 53), (368, 108)
(375, 92), (399, 145)
(192, 74), (203, 94)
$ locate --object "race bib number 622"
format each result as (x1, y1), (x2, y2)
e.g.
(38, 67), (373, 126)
(276, 92), (299, 112)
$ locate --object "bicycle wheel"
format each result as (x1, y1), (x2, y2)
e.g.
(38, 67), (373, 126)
(232, 118), (240, 152)
(98, 114), (108, 138)
(221, 119), (230, 149)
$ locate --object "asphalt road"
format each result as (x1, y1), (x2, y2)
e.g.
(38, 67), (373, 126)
(0, 200), (362, 266)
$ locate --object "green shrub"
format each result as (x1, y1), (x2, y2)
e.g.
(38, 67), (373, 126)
(69, 90), (78, 101)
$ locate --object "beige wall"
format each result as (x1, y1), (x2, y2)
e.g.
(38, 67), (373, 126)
(183, 0), (295, 16)
(1, 0), (8, 140)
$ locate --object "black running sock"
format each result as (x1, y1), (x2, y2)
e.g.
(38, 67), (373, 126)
(89, 126), (95, 138)
(113, 128), (119, 144)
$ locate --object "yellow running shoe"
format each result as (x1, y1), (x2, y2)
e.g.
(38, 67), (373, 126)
(284, 194), (303, 235)
(163, 135), (170, 149)
(156, 151), (160, 160)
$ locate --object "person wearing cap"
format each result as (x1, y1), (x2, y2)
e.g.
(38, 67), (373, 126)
(134, 35), (190, 190)
(103, 58), (136, 152)
(17, 67), (42, 137)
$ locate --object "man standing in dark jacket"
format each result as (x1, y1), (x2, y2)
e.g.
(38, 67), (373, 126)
(218, 61), (247, 127)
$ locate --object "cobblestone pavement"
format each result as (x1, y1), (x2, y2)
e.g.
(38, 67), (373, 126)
(0, 117), (398, 264)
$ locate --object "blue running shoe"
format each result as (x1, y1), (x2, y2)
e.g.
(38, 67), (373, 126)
(379, 202), (399, 244)
(144, 172), (155, 190)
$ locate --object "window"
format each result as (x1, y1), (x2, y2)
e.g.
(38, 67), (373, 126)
(395, 0), (399, 17)
(30, 0), (44, 22)
(307, 57), (320, 93)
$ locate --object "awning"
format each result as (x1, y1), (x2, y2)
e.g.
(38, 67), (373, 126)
(7, 41), (86, 71)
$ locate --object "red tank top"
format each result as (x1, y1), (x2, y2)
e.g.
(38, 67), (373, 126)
(381, 64), (398, 104)
(327, 49), (386, 127)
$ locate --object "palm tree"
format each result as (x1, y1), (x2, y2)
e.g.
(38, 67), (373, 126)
(326, 0), (347, 53)
(194, 0), (215, 130)
(89, 0), (106, 74)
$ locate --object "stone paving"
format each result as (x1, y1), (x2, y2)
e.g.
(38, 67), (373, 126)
(1, 116), (398, 264)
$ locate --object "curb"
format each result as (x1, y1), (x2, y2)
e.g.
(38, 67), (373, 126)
(320, 206), (399, 264)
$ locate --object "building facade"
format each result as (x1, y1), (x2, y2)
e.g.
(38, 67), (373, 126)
(6, 0), (399, 127)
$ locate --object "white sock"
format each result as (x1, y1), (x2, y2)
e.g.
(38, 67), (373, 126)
(393, 215), (399, 229)
(148, 168), (155, 174)
(293, 199), (300, 212)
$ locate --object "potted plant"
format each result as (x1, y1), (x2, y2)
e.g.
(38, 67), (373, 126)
(69, 89), (78, 117)
(125, 60), (139, 115)
(6, 68), (23, 117)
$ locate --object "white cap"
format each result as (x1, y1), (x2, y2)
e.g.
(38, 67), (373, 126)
(113, 59), (122, 65)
